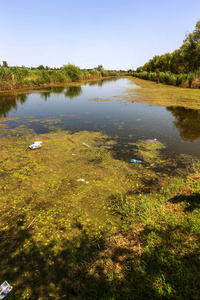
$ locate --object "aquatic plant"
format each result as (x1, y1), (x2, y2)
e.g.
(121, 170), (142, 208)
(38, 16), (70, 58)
(0, 120), (200, 299)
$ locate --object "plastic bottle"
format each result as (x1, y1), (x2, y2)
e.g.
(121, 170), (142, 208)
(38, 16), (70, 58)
(130, 158), (143, 163)
(82, 142), (89, 147)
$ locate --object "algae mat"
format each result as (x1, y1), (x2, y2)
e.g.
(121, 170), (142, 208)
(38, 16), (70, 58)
(124, 77), (200, 110)
(0, 126), (197, 299)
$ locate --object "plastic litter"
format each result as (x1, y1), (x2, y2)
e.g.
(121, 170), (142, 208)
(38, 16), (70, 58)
(29, 141), (42, 150)
(82, 142), (89, 147)
(147, 138), (157, 143)
(77, 179), (89, 183)
(130, 159), (143, 164)
(34, 141), (43, 144)
(0, 281), (12, 299)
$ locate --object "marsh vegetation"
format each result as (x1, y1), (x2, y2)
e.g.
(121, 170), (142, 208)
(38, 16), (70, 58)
(0, 63), (120, 91)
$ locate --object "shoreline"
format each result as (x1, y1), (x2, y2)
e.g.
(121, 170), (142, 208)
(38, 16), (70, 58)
(0, 76), (121, 94)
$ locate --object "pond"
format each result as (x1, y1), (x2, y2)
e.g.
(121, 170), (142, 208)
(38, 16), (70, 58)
(1, 77), (200, 158)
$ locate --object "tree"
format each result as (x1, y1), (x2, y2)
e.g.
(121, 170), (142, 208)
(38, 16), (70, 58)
(180, 20), (200, 72)
(37, 65), (45, 70)
(170, 49), (186, 73)
(2, 61), (8, 67)
(136, 20), (200, 74)
(97, 65), (104, 71)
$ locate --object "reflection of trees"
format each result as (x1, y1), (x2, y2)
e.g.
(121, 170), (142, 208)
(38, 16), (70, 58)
(64, 86), (82, 98)
(167, 106), (200, 142)
(36, 86), (82, 100)
(0, 95), (18, 117)
(18, 94), (28, 104)
(51, 87), (65, 94)
(40, 91), (51, 100)
(40, 87), (66, 100)
(0, 93), (29, 117)
(89, 77), (120, 87)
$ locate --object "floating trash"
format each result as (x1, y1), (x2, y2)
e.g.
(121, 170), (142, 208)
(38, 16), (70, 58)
(34, 141), (43, 144)
(82, 142), (89, 147)
(147, 138), (157, 143)
(130, 159), (143, 164)
(77, 179), (89, 183)
(0, 281), (12, 299)
(29, 141), (42, 150)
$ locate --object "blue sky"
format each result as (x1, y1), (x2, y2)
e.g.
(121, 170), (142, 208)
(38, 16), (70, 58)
(0, 0), (200, 70)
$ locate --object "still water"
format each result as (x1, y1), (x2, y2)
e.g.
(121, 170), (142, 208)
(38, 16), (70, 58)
(1, 77), (200, 157)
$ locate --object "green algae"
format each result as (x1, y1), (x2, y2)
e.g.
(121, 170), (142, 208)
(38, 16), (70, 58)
(0, 126), (194, 245)
(123, 77), (200, 110)
(0, 119), (200, 298)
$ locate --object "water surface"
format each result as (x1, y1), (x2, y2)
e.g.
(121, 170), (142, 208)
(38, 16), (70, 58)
(1, 77), (200, 158)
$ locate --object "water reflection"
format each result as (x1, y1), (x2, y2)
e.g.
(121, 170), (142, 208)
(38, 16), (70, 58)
(64, 86), (82, 98)
(1, 78), (200, 154)
(0, 94), (28, 117)
(51, 87), (65, 94)
(40, 91), (52, 100)
(40, 86), (83, 100)
(0, 78), (119, 117)
(166, 106), (200, 142)
(88, 77), (119, 86)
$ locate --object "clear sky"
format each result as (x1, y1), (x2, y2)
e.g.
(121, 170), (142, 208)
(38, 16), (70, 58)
(0, 0), (200, 70)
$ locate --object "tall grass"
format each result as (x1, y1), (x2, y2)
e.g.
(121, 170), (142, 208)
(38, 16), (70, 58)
(133, 71), (200, 88)
(0, 64), (120, 91)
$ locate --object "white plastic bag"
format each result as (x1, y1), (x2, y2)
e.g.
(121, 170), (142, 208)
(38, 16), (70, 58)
(0, 281), (12, 299)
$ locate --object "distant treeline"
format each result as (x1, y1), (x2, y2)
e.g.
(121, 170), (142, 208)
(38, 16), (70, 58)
(0, 63), (122, 91)
(133, 20), (200, 88)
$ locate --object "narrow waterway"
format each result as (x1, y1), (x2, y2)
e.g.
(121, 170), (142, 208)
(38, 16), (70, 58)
(0, 77), (200, 157)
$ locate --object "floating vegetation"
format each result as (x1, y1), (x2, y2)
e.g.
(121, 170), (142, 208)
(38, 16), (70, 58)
(88, 97), (112, 102)
(123, 77), (200, 110)
(0, 117), (200, 298)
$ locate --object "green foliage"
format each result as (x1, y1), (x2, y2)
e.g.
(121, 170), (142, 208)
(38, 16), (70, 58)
(62, 63), (83, 81)
(136, 20), (200, 78)
(181, 20), (200, 72)
(133, 70), (200, 88)
(101, 69), (109, 77)
(0, 63), (120, 91)
(88, 68), (101, 78)
(37, 64), (45, 70)
(2, 60), (8, 67)
(38, 70), (51, 84)
(51, 70), (69, 82)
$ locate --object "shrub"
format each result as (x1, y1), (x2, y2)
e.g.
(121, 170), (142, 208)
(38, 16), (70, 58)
(51, 70), (69, 83)
(89, 69), (101, 78)
(62, 63), (83, 81)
